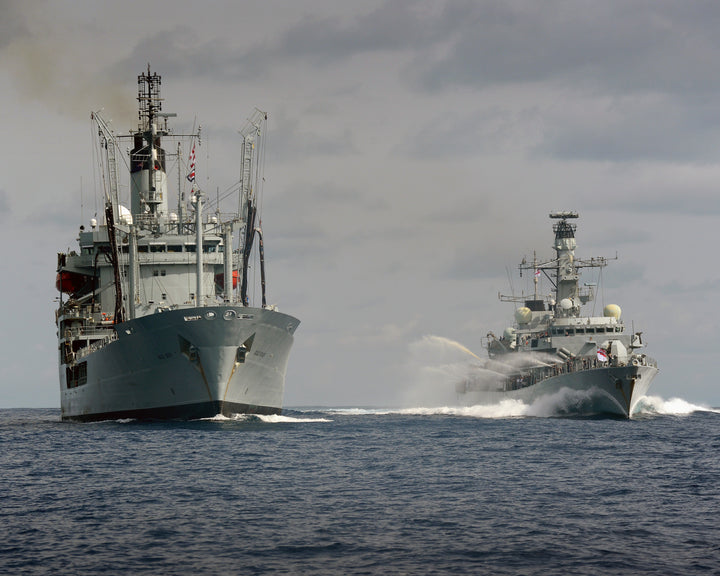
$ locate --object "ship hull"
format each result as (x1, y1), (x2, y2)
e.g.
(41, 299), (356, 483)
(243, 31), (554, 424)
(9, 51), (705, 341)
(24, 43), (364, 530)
(60, 306), (299, 421)
(458, 364), (658, 418)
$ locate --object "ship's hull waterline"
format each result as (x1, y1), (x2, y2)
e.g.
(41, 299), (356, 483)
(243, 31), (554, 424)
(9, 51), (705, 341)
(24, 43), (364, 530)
(60, 306), (299, 422)
(458, 364), (658, 418)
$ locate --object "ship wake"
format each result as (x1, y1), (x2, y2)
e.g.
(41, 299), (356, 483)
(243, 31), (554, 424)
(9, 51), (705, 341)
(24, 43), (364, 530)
(396, 387), (617, 418)
(337, 391), (716, 420)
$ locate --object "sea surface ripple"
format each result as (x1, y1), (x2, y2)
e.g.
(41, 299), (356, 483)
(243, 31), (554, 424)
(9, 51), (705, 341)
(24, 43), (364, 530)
(1, 401), (719, 575)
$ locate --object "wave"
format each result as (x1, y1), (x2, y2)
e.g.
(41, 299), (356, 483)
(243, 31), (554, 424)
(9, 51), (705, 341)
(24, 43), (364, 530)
(393, 400), (531, 418)
(319, 399), (540, 418)
(256, 414), (332, 423)
(313, 393), (719, 420)
(387, 389), (604, 418)
(632, 396), (720, 416)
(201, 413), (332, 423)
(320, 408), (394, 416)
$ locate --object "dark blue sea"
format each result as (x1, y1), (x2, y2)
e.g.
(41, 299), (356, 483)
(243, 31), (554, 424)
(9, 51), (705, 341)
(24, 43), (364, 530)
(2, 397), (719, 575)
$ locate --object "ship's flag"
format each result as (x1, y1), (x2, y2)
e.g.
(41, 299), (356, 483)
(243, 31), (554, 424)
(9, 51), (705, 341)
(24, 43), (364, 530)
(535, 269), (541, 278)
(186, 143), (196, 183)
(597, 349), (609, 363)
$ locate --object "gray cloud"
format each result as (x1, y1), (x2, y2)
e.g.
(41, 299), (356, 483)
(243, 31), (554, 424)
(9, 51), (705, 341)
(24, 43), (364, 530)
(0, 0), (29, 49)
(111, 1), (438, 87)
(271, 2), (437, 65)
(417, 1), (720, 96)
(402, 105), (544, 159)
(535, 93), (720, 163)
(116, 27), (264, 83)
(267, 111), (357, 161)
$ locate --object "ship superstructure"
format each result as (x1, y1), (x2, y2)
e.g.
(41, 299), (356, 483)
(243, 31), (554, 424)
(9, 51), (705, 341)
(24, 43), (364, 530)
(55, 67), (299, 421)
(456, 212), (657, 417)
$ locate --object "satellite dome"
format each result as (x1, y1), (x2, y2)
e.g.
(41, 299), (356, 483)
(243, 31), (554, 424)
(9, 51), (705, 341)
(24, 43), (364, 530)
(604, 304), (621, 319)
(119, 205), (133, 225)
(515, 307), (532, 325)
(503, 327), (516, 341)
(559, 298), (573, 310)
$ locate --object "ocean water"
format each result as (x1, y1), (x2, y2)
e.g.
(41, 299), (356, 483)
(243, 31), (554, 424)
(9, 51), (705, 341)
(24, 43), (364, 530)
(1, 396), (719, 575)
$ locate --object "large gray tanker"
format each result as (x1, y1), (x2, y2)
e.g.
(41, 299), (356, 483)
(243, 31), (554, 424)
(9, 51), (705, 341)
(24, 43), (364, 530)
(56, 67), (299, 421)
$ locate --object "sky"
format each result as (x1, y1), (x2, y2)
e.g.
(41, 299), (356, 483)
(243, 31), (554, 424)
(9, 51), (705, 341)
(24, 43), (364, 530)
(1, 0), (719, 408)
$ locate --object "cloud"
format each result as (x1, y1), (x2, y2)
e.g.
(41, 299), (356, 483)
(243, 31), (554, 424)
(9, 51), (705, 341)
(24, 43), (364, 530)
(416, 1), (720, 96)
(403, 105), (545, 159)
(271, 2), (437, 65)
(268, 111), (357, 161)
(536, 93), (720, 163)
(0, 0), (29, 49)
(116, 27), (264, 83)
(114, 2), (433, 84)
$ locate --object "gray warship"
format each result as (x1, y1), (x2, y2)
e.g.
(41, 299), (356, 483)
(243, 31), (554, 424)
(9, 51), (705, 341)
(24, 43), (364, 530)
(456, 212), (658, 417)
(55, 67), (299, 421)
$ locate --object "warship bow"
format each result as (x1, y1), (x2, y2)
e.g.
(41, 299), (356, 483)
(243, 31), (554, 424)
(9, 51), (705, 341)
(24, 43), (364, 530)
(456, 212), (658, 417)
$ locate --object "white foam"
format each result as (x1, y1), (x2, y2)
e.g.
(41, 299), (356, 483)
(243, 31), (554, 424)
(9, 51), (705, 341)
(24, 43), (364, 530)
(202, 414), (234, 421)
(322, 408), (394, 416)
(633, 396), (719, 416)
(391, 400), (531, 418)
(320, 393), (720, 420)
(255, 414), (332, 423)
(201, 413), (331, 423)
(395, 388), (604, 418)
(523, 387), (601, 417)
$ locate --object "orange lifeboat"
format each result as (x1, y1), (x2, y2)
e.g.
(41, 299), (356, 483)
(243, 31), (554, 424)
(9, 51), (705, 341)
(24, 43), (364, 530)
(214, 270), (239, 290)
